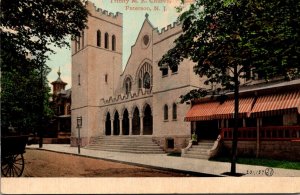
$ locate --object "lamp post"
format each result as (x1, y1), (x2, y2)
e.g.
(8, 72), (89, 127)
(77, 116), (82, 154)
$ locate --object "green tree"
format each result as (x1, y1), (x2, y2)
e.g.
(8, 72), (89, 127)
(1, 64), (52, 134)
(1, 0), (88, 139)
(159, 0), (299, 174)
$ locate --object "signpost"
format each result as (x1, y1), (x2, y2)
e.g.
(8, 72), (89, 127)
(77, 116), (82, 154)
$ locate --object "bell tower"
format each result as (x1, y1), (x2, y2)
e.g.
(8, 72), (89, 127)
(71, 1), (123, 146)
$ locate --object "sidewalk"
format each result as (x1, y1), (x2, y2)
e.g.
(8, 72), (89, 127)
(27, 144), (300, 177)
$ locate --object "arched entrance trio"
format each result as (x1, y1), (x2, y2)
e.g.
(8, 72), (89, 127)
(105, 104), (153, 136)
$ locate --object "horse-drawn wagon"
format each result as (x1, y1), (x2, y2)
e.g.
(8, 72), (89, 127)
(1, 135), (28, 177)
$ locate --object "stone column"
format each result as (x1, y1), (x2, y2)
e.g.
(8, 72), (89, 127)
(110, 119), (114, 136)
(119, 117), (123, 136)
(129, 116), (133, 136)
(140, 115), (144, 135)
(102, 119), (106, 135)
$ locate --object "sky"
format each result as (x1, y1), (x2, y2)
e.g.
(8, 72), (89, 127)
(46, 0), (192, 90)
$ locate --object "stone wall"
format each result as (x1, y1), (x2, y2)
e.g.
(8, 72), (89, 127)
(223, 140), (300, 161)
(70, 136), (89, 147)
(153, 135), (190, 152)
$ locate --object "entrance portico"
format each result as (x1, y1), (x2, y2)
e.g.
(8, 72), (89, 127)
(103, 103), (153, 136)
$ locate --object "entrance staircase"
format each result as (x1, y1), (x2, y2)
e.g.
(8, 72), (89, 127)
(84, 136), (165, 154)
(182, 139), (220, 159)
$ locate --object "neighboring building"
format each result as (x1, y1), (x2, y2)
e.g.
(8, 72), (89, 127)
(71, 2), (300, 159)
(186, 79), (300, 160)
(48, 69), (71, 142)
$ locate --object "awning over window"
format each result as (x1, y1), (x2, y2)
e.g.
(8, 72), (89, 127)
(185, 97), (255, 121)
(185, 101), (220, 121)
(251, 91), (300, 117)
(214, 97), (254, 119)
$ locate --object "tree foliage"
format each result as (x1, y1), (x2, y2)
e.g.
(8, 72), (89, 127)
(159, 0), (300, 174)
(160, 0), (300, 94)
(1, 65), (52, 134)
(1, 0), (88, 70)
(1, 0), (88, 134)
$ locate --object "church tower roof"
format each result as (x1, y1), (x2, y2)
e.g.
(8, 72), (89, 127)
(51, 67), (67, 95)
(51, 67), (67, 85)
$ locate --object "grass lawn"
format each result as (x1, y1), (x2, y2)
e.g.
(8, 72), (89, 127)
(210, 157), (300, 170)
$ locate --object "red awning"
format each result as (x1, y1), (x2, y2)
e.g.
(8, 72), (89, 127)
(214, 97), (254, 119)
(185, 101), (220, 121)
(185, 97), (255, 121)
(251, 90), (300, 117)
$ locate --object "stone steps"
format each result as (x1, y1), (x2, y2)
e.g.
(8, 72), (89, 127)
(182, 140), (215, 159)
(85, 136), (165, 154)
(86, 147), (165, 154)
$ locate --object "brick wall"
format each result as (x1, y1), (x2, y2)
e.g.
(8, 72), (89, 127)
(223, 140), (300, 161)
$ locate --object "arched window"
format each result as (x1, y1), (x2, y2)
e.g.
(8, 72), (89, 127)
(164, 104), (168, 120)
(137, 62), (152, 90)
(112, 35), (116, 51)
(162, 68), (168, 76)
(172, 103), (177, 120)
(171, 65), (178, 73)
(81, 31), (84, 48)
(138, 78), (142, 89)
(77, 36), (80, 50)
(105, 74), (108, 83)
(97, 30), (101, 47)
(124, 78), (132, 94)
(143, 72), (151, 89)
(105, 33), (109, 49)
(78, 74), (81, 85)
(75, 38), (78, 53)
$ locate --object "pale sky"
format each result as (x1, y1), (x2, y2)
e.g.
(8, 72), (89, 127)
(46, 0), (190, 90)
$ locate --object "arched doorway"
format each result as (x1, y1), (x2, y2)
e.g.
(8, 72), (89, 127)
(132, 107), (140, 135)
(105, 113), (111, 135)
(122, 109), (129, 135)
(143, 104), (153, 135)
(113, 111), (120, 135)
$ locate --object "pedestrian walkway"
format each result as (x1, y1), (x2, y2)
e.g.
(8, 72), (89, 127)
(27, 144), (300, 177)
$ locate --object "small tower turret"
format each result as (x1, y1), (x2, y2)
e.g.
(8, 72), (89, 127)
(51, 67), (67, 96)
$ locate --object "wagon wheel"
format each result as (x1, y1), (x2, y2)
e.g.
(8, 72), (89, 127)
(1, 154), (25, 177)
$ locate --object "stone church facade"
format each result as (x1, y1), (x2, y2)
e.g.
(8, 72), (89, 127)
(70, 2), (300, 160)
(70, 2), (205, 151)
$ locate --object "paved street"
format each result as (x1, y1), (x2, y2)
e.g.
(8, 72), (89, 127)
(27, 144), (300, 177)
(22, 149), (190, 177)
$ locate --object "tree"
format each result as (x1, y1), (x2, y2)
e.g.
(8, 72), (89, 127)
(1, 0), (88, 140)
(159, 0), (300, 174)
(1, 64), (52, 134)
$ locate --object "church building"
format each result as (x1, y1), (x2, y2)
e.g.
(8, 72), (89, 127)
(71, 2), (300, 160)
(71, 2), (204, 151)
